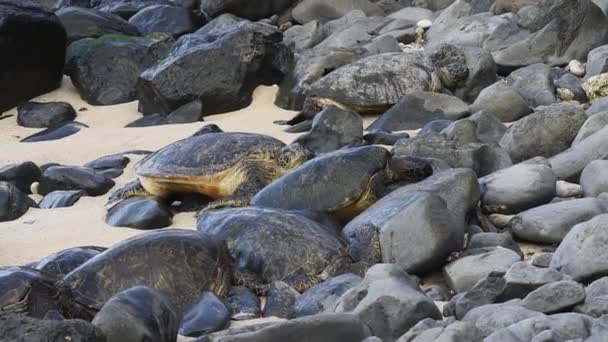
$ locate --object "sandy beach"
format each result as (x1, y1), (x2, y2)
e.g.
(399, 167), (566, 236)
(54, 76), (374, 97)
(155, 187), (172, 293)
(0, 77), (346, 267)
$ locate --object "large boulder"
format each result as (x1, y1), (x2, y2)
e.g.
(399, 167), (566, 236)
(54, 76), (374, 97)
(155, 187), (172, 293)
(581, 160), (608, 197)
(550, 125), (608, 180)
(470, 81), (531, 122)
(484, 313), (593, 341)
(0, 181), (37, 222)
(0, 0), (67, 113)
(137, 15), (287, 116)
(292, 0), (383, 24)
(333, 264), (442, 340)
(65, 34), (174, 106)
(0, 161), (41, 194)
(294, 274), (362, 318)
(17, 101), (77, 128)
(56, 6), (139, 44)
(128, 5), (200, 37)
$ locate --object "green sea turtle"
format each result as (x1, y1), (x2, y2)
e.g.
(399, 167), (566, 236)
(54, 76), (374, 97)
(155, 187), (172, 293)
(197, 207), (355, 295)
(34, 246), (105, 279)
(0, 267), (58, 318)
(107, 132), (310, 211)
(251, 146), (434, 220)
(58, 230), (232, 319)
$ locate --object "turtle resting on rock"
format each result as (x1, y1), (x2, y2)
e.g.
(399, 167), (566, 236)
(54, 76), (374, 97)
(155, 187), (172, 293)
(251, 146), (434, 220)
(57, 230), (232, 319)
(107, 132), (311, 212)
(197, 207), (356, 295)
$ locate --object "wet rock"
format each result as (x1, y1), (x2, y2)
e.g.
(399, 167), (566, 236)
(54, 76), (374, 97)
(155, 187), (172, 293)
(20, 122), (88, 143)
(479, 160), (557, 214)
(294, 274), (361, 318)
(180, 292), (231, 337)
(0, 181), (36, 222)
(0, 0), (67, 114)
(39, 190), (83, 209)
(106, 197), (172, 229)
(92, 286), (179, 342)
(367, 91), (470, 132)
(521, 280), (585, 314)
(65, 34), (174, 106)
(17, 102), (77, 128)
(443, 247), (522, 293)
(56, 7), (139, 44)
(334, 264), (441, 340)
(293, 106), (363, 154)
(0, 161), (41, 194)
(264, 281), (300, 319)
(84, 154), (130, 171)
(38, 165), (114, 196)
(128, 5), (199, 37)
(499, 102), (587, 163)
(227, 287), (261, 320)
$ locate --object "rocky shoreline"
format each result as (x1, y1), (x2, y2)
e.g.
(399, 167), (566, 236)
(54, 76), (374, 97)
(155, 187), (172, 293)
(4, 0), (608, 341)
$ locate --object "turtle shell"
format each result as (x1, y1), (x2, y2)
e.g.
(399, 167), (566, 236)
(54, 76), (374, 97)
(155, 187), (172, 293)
(197, 207), (348, 283)
(62, 230), (232, 316)
(136, 132), (285, 178)
(0, 267), (57, 318)
(35, 246), (105, 279)
(251, 146), (389, 213)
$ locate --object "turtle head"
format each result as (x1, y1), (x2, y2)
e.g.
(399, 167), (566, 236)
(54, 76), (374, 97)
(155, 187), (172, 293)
(277, 143), (313, 171)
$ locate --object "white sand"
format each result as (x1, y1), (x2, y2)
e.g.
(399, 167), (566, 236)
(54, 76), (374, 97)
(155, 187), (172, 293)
(0, 77), (328, 266)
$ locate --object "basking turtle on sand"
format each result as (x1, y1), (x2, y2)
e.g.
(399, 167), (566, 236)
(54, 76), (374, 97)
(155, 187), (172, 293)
(107, 132), (310, 211)
(0, 267), (58, 318)
(197, 207), (356, 295)
(57, 230), (232, 319)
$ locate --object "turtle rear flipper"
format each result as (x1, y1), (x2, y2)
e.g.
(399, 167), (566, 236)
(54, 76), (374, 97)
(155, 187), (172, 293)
(105, 179), (150, 207)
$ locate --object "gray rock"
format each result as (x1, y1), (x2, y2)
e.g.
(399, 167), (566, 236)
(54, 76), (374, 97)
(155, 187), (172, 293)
(574, 111), (608, 145)
(227, 287), (261, 321)
(367, 91), (470, 132)
(470, 81), (532, 122)
(555, 73), (588, 102)
(551, 214), (608, 281)
(501, 262), (568, 300)
(394, 133), (512, 177)
(263, 281), (300, 319)
(420, 120), (453, 136)
(0, 181), (36, 222)
(92, 286), (179, 342)
(479, 159), (557, 214)
(586, 97), (608, 115)
(484, 313), (593, 342)
(440, 119), (479, 145)
(363, 131), (409, 145)
(581, 160), (608, 197)
(283, 21), (323, 52)
(205, 313), (372, 342)
(388, 6), (434, 22)
(397, 319), (483, 342)
(443, 247), (521, 293)
(499, 102), (587, 163)
(293, 106), (363, 154)
(180, 292), (231, 337)
(20, 122), (88, 143)
(106, 197), (172, 229)
(128, 5), (199, 37)
(334, 264), (441, 340)
(505, 63), (556, 108)
(294, 274), (362, 318)
(93, 0), (171, 19)
(65, 34), (174, 106)
(550, 125), (608, 180)
(0, 312), (105, 342)
(17, 101), (77, 128)
(292, 0), (383, 24)
(56, 7), (139, 44)
(462, 302), (543, 337)
(511, 198), (607, 244)
(574, 277), (608, 317)
(466, 232), (523, 257)
(343, 191), (464, 274)
(532, 253), (554, 268)
(0, 161), (41, 194)
(424, 284), (452, 302)
(38, 165), (114, 196)
(200, 0), (295, 20)
(522, 280), (586, 314)
(586, 314), (608, 342)
(585, 45), (608, 80)
(444, 271), (507, 319)
(468, 111), (508, 144)
(84, 154), (130, 171)
(39, 190), (83, 209)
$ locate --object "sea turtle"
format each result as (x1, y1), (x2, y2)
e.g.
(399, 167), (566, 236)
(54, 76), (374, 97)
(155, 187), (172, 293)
(34, 246), (106, 279)
(108, 132), (310, 211)
(251, 146), (434, 220)
(0, 267), (58, 318)
(196, 207), (355, 295)
(58, 229), (232, 320)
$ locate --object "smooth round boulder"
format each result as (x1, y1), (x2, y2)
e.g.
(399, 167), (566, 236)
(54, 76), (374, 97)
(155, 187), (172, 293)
(581, 160), (608, 197)
(38, 165), (114, 196)
(263, 281), (300, 319)
(39, 190), (84, 209)
(179, 291), (230, 337)
(0, 161), (41, 194)
(0, 181), (36, 222)
(92, 286), (179, 342)
(20, 122), (88, 143)
(293, 106), (363, 154)
(294, 273), (362, 318)
(105, 197), (172, 229)
(17, 101), (77, 128)
(227, 287), (261, 320)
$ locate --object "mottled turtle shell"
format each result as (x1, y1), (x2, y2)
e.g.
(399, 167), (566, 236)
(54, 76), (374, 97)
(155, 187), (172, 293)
(35, 246), (105, 279)
(0, 267), (57, 318)
(197, 207), (348, 283)
(136, 132), (286, 178)
(62, 230), (232, 316)
(251, 146), (389, 214)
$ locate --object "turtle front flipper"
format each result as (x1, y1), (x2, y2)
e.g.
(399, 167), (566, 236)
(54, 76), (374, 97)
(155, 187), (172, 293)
(105, 179), (150, 207)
